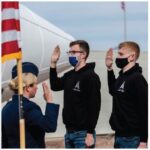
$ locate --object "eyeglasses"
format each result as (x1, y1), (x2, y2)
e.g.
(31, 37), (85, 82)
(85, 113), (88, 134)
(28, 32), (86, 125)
(66, 51), (84, 55)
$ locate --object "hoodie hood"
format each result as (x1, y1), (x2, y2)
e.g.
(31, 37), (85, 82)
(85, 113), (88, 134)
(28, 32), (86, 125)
(119, 63), (142, 75)
(75, 62), (96, 73)
(85, 62), (96, 70)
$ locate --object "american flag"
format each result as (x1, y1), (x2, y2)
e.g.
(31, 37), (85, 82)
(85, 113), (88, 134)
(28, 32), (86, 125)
(2, 1), (22, 63)
(121, 1), (125, 11)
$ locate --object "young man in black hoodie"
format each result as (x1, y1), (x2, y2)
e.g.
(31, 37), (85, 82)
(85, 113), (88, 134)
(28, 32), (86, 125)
(105, 41), (148, 148)
(50, 40), (101, 148)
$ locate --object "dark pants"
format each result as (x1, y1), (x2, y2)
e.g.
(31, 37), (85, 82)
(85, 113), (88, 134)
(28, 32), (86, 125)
(114, 136), (140, 148)
(65, 130), (96, 148)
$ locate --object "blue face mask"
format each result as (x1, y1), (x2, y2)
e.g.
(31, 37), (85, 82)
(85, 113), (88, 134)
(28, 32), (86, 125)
(69, 56), (78, 67)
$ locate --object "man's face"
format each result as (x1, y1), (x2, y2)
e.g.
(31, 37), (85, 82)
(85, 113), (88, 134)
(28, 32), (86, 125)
(117, 47), (130, 58)
(68, 44), (86, 60)
(117, 47), (135, 62)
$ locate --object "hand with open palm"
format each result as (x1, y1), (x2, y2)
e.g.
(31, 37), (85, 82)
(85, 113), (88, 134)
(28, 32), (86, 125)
(105, 48), (113, 70)
(50, 45), (61, 68)
(42, 82), (53, 103)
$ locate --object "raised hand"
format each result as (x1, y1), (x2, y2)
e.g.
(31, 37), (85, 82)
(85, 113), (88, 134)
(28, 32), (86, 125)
(105, 48), (113, 70)
(51, 45), (61, 68)
(42, 82), (53, 103)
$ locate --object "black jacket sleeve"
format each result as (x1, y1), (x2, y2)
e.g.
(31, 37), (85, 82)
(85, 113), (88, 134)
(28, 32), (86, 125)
(86, 74), (101, 133)
(133, 75), (148, 142)
(107, 70), (116, 96)
(50, 67), (65, 91)
(25, 103), (59, 132)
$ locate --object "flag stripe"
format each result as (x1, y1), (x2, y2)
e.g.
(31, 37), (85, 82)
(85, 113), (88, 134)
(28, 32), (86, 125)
(2, 52), (22, 63)
(2, 8), (19, 20)
(2, 2), (19, 10)
(2, 41), (21, 56)
(2, 30), (21, 43)
(2, 19), (20, 31)
(2, 1), (22, 63)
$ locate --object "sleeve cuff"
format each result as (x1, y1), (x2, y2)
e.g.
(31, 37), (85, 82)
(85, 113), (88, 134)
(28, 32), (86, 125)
(107, 69), (114, 74)
(87, 129), (94, 134)
(50, 67), (57, 72)
(46, 103), (60, 112)
(140, 136), (148, 143)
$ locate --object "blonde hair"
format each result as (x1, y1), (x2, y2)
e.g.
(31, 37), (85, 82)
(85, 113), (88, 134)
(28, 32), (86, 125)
(9, 73), (37, 91)
(118, 41), (140, 60)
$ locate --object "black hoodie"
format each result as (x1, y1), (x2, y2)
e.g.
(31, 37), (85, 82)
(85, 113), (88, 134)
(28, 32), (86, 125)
(108, 63), (148, 142)
(50, 63), (101, 133)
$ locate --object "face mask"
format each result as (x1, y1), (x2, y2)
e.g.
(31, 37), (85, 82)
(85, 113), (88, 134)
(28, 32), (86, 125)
(115, 57), (129, 69)
(69, 56), (78, 67)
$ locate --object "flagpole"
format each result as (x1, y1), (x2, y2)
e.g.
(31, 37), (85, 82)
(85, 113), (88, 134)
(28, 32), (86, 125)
(123, 6), (127, 41)
(17, 1), (26, 147)
(121, 1), (127, 41)
(17, 59), (26, 148)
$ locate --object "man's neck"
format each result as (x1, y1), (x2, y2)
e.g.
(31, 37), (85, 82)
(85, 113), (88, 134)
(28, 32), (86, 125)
(75, 61), (86, 71)
(123, 62), (136, 73)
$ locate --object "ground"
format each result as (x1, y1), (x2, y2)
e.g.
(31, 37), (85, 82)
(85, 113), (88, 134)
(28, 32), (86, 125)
(45, 134), (114, 148)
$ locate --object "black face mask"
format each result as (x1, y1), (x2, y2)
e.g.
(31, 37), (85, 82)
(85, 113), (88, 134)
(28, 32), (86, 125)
(115, 58), (129, 69)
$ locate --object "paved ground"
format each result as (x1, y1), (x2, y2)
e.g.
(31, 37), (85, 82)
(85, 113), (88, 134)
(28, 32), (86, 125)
(45, 134), (114, 148)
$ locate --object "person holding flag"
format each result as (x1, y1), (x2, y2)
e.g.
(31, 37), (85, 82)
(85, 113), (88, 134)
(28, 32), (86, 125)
(2, 2), (59, 148)
(2, 62), (60, 148)
(1, 1), (26, 148)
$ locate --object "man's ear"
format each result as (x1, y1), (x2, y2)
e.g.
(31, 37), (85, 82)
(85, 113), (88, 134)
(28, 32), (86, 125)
(129, 52), (136, 62)
(82, 51), (87, 60)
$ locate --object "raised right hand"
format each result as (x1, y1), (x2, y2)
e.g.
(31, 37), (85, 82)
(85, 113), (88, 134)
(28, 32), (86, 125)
(105, 48), (113, 70)
(42, 82), (53, 103)
(51, 45), (61, 65)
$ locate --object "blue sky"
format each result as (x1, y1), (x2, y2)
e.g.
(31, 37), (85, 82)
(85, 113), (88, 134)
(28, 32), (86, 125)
(21, 2), (148, 51)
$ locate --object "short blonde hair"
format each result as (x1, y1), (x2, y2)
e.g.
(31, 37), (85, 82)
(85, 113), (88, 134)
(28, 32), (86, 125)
(9, 73), (37, 91)
(119, 41), (140, 60)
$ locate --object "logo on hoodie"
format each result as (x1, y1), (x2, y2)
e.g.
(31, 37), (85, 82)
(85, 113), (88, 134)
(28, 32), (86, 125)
(73, 81), (80, 92)
(118, 81), (125, 92)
